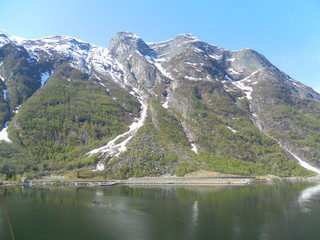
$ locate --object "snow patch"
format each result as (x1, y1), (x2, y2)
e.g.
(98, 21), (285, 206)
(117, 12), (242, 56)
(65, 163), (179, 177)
(180, 121), (198, 154)
(227, 126), (238, 133)
(226, 58), (235, 62)
(98, 83), (110, 93)
(185, 62), (203, 66)
(225, 74), (234, 82)
(227, 68), (240, 75)
(162, 95), (170, 109)
(0, 38), (10, 47)
(87, 98), (146, 157)
(87, 73), (147, 157)
(137, 54), (172, 80)
(0, 30), (25, 47)
(185, 76), (203, 81)
(285, 147), (320, 174)
(209, 54), (222, 60)
(14, 105), (21, 114)
(162, 88), (170, 109)
(93, 160), (105, 171)
(0, 126), (11, 142)
(230, 70), (261, 100)
(154, 59), (173, 79)
(41, 72), (50, 86)
(233, 80), (253, 100)
(193, 48), (204, 53)
(242, 70), (260, 81)
(23, 36), (92, 72)
(144, 55), (154, 62)
(11, 36), (26, 45)
(3, 89), (7, 100)
(191, 143), (198, 153)
(162, 99), (169, 109)
(0, 73), (5, 82)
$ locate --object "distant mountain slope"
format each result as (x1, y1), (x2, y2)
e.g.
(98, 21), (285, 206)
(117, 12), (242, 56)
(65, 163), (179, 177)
(0, 31), (319, 179)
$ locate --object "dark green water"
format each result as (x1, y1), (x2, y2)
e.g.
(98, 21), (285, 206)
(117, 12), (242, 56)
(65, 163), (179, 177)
(1, 182), (320, 240)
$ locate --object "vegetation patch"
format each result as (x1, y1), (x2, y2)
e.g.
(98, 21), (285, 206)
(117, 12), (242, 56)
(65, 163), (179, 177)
(7, 66), (140, 172)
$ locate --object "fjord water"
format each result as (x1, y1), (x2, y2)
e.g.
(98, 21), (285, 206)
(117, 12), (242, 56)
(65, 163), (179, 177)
(1, 183), (320, 240)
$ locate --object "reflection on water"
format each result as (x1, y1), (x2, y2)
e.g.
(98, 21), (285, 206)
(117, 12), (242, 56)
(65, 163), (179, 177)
(1, 183), (320, 240)
(192, 200), (198, 225)
(298, 183), (320, 213)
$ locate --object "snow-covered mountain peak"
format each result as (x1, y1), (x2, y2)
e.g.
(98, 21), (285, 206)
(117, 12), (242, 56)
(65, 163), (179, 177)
(118, 31), (140, 40)
(176, 33), (199, 41)
(0, 34), (11, 47)
(22, 35), (91, 53)
(110, 32), (142, 47)
(16, 35), (93, 73)
(21, 36), (126, 86)
(0, 33), (124, 86)
(0, 30), (26, 47)
(88, 45), (126, 85)
(147, 34), (199, 47)
(109, 31), (157, 62)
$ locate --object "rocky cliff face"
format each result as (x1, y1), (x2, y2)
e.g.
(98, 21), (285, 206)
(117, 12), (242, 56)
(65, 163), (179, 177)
(0, 31), (319, 178)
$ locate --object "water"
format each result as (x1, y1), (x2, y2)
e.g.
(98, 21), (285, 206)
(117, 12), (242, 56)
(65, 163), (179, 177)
(1, 182), (320, 240)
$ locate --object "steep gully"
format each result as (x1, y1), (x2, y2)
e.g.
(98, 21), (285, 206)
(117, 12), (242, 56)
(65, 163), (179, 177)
(87, 60), (148, 166)
(88, 51), (201, 170)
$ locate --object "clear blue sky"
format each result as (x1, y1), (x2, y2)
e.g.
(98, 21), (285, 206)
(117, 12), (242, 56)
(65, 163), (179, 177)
(1, 0), (320, 92)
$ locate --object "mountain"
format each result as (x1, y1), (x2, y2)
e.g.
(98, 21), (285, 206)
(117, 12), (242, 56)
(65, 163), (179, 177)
(0, 31), (319, 179)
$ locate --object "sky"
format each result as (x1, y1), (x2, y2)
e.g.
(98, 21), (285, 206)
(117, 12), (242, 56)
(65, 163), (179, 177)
(1, 0), (320, 92)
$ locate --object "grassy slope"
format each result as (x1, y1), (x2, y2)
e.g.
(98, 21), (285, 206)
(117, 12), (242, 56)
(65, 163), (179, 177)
(108, 98), (195, 178)
(105, 85), (311, 178)
(7, 65), (141, 172)
(170, 81), (312, 177)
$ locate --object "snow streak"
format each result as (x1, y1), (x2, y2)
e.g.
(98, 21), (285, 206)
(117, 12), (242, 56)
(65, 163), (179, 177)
(284, 147), (320, 175)
(0, 121), (11, 142)
(87, 60), (147, 158)
(87, 87), (147, 158)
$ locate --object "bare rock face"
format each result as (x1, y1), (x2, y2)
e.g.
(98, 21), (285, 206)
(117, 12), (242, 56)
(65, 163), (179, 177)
(109, 32), (169, 90)
(0, 43), (41, 111)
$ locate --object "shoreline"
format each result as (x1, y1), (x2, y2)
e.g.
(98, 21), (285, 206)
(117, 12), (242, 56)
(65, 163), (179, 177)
(120, 176), (254, 185)
(1, 175), (320, 187)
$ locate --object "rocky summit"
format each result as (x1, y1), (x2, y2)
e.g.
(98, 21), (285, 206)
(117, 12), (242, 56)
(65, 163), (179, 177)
(0, 31), (319, 179)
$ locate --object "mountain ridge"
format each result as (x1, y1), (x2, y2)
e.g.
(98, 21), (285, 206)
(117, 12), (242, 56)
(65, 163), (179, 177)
(0, 31), (319, 179)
